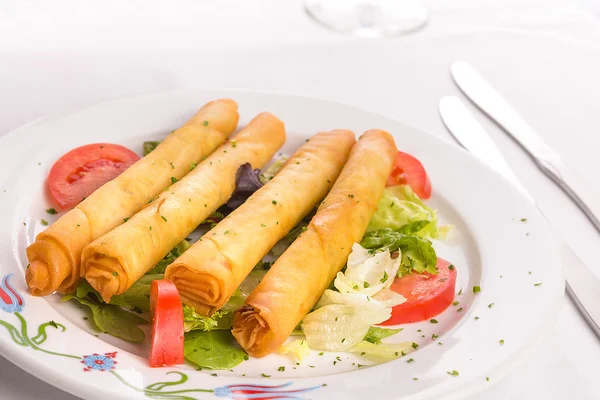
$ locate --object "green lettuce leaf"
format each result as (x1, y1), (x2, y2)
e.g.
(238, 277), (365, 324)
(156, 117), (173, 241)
(143, 141), (160, 155)
(367, 185), (442, 239)
(183, 305), (233, 332)
(363, 327), (403, 344)
(62, 295), (146, 342)
(348, 340), (414, 359)
(146, 240), (191, 275)
(184, 330), (247, 370)
(183, 270), (267, 332)
(361, 228), (438, 276)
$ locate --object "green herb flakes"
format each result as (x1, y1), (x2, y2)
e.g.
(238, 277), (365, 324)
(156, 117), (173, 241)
(472, 286), (481, 293)
(46, 208), (57, 214)
(40, 219), (48, 226)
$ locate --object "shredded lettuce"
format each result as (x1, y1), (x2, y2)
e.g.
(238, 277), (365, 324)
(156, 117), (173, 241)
(361, 229), (438, 276)
(143, 141), (160, 155)
(278, 338), (311, 362)
(260, 155), (288, 183)
(146, 240), (191, 275)
(302, 304), (391, 351)
(363, 327), (403, 344)
(334, 243), (401, 296)
(367, 185), (443, 239)
(183, 270), (267, 332)
(348, 340), (415, 359)
(303, 245), (405, 351)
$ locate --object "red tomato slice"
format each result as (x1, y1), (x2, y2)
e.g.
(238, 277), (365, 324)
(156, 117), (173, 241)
(381, 258), (456, 325)
(149, 279), (185, 367)
(386, 151), (432, 199)
(48, 143), (140, 210)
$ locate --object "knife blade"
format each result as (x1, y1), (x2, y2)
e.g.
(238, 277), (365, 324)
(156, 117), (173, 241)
(451, 61), (600, 234)
(439, 95), (600, 339)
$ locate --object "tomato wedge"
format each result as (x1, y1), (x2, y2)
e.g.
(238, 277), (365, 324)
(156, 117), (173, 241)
(48, 143), (140, 210)
(381, 258), (456, 325)
(149, 279), (185, 367)
(386, 151), (432, 199)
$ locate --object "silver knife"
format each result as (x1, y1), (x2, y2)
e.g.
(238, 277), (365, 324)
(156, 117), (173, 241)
(451, 61), (600, 233)
(439, 96), (600, 339)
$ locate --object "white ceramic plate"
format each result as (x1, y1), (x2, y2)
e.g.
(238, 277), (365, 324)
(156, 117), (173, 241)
(0, 90), (563, 400)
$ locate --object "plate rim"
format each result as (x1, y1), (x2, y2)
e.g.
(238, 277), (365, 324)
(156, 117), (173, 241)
(0, 89), (564, 400)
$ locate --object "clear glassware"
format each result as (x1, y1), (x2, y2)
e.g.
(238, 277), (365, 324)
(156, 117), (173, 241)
(304, 0), (428, 37)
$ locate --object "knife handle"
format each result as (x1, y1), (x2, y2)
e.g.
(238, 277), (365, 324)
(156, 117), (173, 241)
(537, 157), (600, 233)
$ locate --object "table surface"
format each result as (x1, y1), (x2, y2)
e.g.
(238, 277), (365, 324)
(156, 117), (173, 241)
(2, 1), (600, 399)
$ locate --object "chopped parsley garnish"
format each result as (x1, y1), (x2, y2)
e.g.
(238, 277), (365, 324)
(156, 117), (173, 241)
(488, 303), (494, 308)
(363, 281), (370, 288)
(447, 370), (459, 377)
(190, 163), (197, 171)
(123, 217), (129, 222)
(112, 271), (118, 277)
(46, 208), (57, 214)
(231, 139), (237, 147)
(534, 282), (542, 287)
(149, 226), (152, 231)
(432, 334), (439, 339)
(452, 301), (459, 306)
(170, 161), (175, 169)
(261, 223), (266, 227)
(411, 342), (419, 349)
(203, 120), (209, 126)
(472, 285), (481, 293)
(430, 319), (438, 324)
(474, 316), (480, 321)
(448, 264), (455, 270)
(341, 338), (346, 343)
(278, 366), (285, 372)
(161, 215), (168, 222)
(319, 352), (324, 356)
(348, 194), (354, 198)
(413, 377), (418, 381)
(272, 200), (277, 205)
(499, 339), (505, 345)
(457, 308), (463, 312)
(520, 218), (527, 222)
(171, 177), (178, 184)
(381, 271), (389, 283)
(458, 288), (463, 296)
(40, 219), (48, 226)
(261, 373), (271, 378)
(407, 358), (414, 363)
(486, 377), (490, 382)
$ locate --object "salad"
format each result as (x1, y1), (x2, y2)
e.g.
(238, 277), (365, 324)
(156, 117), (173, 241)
(24, 98), (457, 372)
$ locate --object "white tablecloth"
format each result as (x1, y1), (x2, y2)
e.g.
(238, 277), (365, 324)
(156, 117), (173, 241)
(2, 1), (600, 399)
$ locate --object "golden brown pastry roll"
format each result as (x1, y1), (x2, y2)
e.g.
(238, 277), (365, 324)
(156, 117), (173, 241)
(232, 130), (397, 357)
(26, 99), (239, 296)
(165, 130), (357, 315)
(81, 113), (286, 303)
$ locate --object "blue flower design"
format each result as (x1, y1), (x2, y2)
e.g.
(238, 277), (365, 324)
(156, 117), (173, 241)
(81, 352), (118, 372)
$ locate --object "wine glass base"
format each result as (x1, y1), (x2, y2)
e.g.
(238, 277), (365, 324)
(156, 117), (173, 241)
(304, 0), (428, 37)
